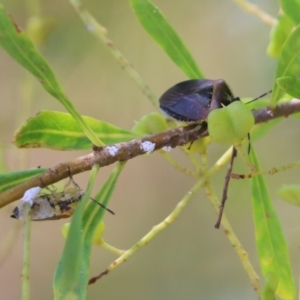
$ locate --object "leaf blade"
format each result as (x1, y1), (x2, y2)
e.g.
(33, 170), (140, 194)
(13, 111), (141, 150)
(250, 149), (295, 299)
(0, 5), (104, 146)
(130, 0), (203, 79)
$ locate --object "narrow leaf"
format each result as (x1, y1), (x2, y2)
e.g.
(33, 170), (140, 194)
(267, 14), (294, 58)
(130, 0), (203, 79)
(250, 149), (295, 299)
(271, 23), (300, 105)
(0, 168), (47, 193)
(53, 164), (100, 300)
(0, 5), (103, 146)
(13, 111), (140, 150)
(279, 0), (300, 25)
(277, 76), (300, 100)
(278, 184), (300, 206)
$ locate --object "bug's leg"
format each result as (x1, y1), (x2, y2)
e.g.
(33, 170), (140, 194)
(39, 177), (57, 195)
(64, 166), (81, 190)
(247, 133), (251, 154)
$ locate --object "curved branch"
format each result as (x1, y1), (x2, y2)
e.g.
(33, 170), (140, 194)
(1, 99), (300, 208)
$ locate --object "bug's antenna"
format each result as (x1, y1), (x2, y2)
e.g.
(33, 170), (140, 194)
(90, 197), (115, 215)
(246, 90), (272, 105)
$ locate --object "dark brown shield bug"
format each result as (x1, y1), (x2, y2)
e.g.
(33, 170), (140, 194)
(159, 79), (239, 122)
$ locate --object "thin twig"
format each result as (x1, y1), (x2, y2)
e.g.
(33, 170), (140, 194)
(232, 0), (276, 26)
(215, 147), (237, 229)
(231, 160), (300, 179)
(89, 147), (233, 284)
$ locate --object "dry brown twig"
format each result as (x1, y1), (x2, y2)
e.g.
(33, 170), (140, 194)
(1, 99), (300, 208)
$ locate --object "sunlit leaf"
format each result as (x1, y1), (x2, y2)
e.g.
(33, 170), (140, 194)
(0, 5), (103, 146)
(278, 184), (300, 206)
(271, 23), (300, 105)
(53, 165), (99, 300)
(250, 149), (295, 299)
(267, 14), (294, 58)
(0, 168), (47, 193)
(279, 0), (300, 25)
(277, 76), (300, 99)
(260, 272), (278, 300)
(130, 0), (203, 79)
(14, 111), (140, 150)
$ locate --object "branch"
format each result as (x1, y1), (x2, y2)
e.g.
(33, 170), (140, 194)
(1, 99), (300, 208)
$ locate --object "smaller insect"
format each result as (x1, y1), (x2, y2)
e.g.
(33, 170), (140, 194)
(11, 175), (85, 221)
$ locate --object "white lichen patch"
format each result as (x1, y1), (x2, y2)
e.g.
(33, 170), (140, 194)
(21, 187), (42, 206)
(140, 141), (155, 154)
(162, 146), (172, 152)
(107, 145), (119, 156)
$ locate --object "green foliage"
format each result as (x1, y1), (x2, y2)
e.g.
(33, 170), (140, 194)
(260, 272), (279, 300)
(53, 164), (99, 300)
(0, 5), (103, 147)
(130, 0), (203, 79)
(0, 168), (47, 193)
(14, 111), (140, 150)
(271, 23), (300, 104)
(250, 149), (295, 299)
(267, 14), (294, 58)
(279, 0), (300, 25)
(278, 185), (300, 206)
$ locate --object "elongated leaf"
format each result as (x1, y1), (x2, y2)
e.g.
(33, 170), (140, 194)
(279, 0), (300, 25)
(278, 184), (300, 206)
(250, 149), (295, 299)
(53, 164), (100, 300)
(0, 5), (103, 146)
(271, 23), (300, 105)
(13, 111), (140, 150)
(0, 168), (47, 193)
(83, 161), (126, 231)
(267, 14), (294, 58)
(277, 76), (300, 99)
(130, 0), (203, 79)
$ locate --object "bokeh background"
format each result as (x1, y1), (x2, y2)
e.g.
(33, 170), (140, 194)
(1, 1), (299, 299)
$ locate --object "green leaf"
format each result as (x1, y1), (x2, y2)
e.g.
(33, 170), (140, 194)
(278, 184), (300, 206)
(277, 76), (300, 99)
(13, 111), (140, 150)
(250, 149), (295, 299)
(130, 0), (203, 79)
(279, 0), (300, 25)
(0, 168), (47, 193)
(260, 272), (278, 300)
(271, 23), (300, 105)
(267, 14), (294, 58)
(82, 162), (126, 251)
(132, 112), (168, 134)
(0, 5), (103, 147)
(53, 164), (100, 300)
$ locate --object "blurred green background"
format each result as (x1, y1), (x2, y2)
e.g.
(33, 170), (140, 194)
(1, 0), (300, 299)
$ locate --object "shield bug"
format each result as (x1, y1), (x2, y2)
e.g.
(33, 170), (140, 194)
(159, 79), (237, 123)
